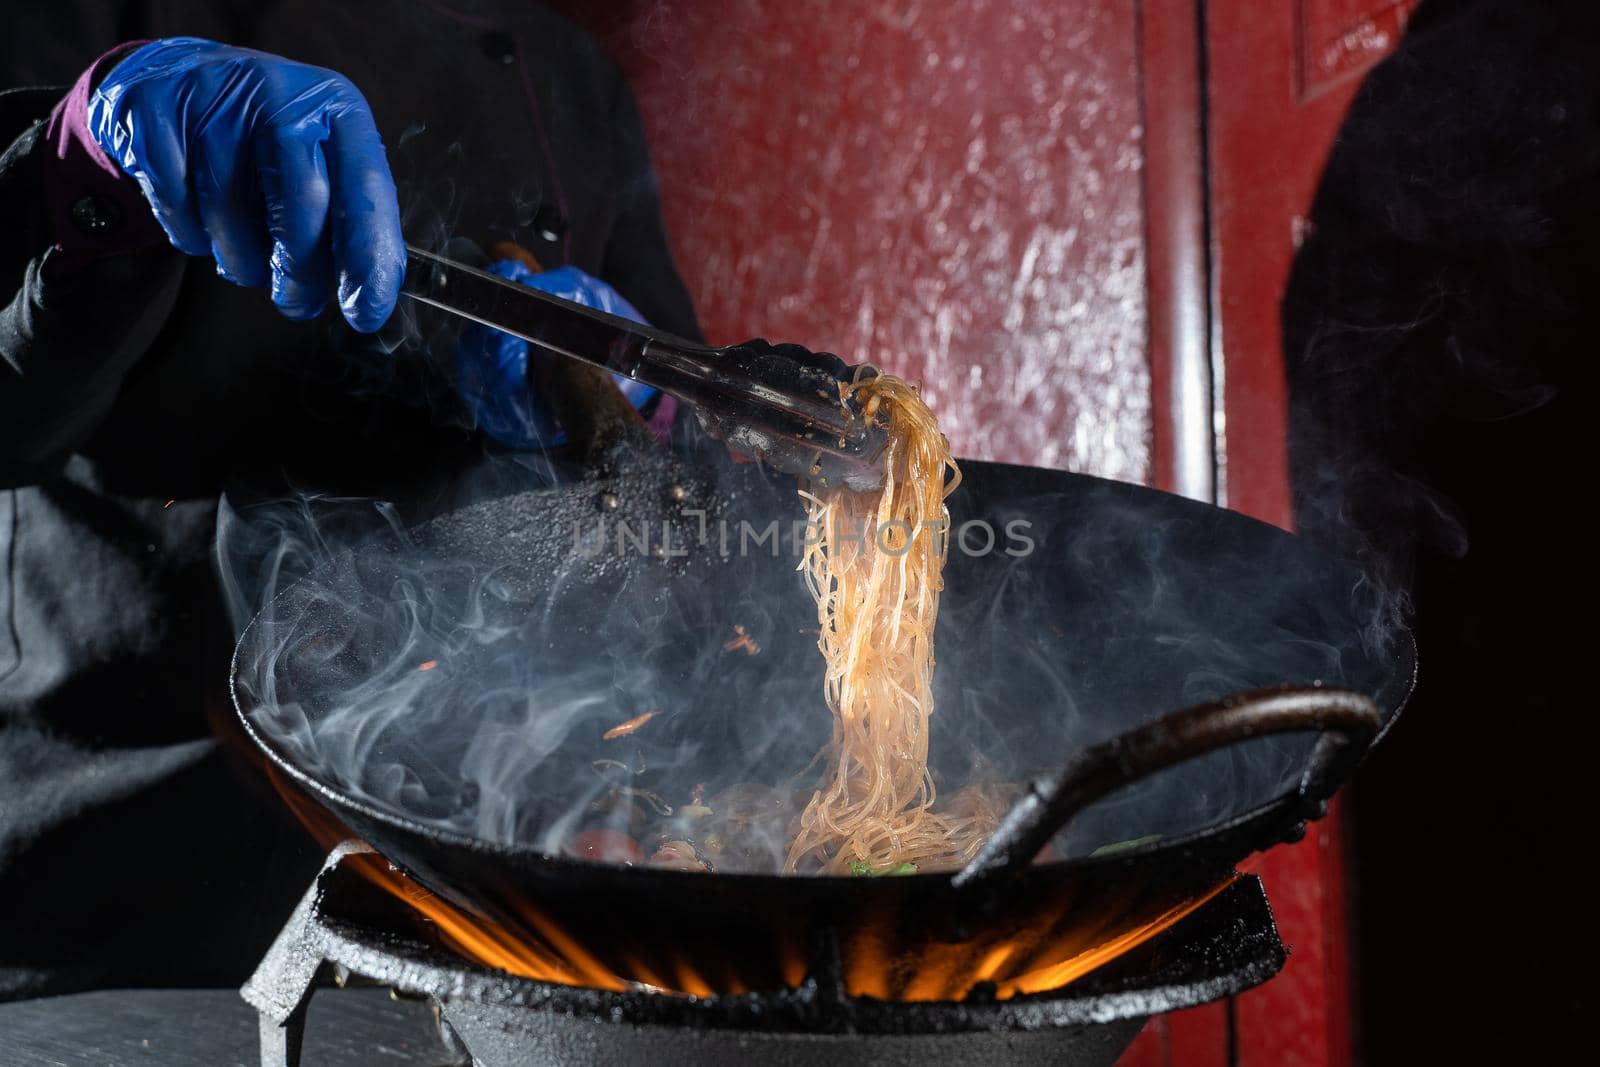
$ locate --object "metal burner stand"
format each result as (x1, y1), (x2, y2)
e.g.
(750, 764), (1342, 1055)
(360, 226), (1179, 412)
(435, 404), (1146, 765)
(243, 843), (1285, 1067)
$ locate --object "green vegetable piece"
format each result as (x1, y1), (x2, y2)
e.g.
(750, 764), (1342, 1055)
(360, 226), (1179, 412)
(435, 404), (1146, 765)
(849, 860), (920, 877)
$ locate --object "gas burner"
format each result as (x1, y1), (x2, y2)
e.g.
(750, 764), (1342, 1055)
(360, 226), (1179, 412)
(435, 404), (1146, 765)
(243, 843), (1284, 1067)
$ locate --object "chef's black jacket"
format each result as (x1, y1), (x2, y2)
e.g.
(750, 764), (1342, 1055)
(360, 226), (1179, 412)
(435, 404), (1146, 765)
(0, 0), (699, 998)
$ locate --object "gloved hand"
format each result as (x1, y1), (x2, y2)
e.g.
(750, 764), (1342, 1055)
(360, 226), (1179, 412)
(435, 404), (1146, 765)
(456, 260), (657, 448)
(87, 37), (404, 332)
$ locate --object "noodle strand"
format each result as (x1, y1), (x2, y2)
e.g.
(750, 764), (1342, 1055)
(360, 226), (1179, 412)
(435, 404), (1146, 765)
(786, 372), (996, 875)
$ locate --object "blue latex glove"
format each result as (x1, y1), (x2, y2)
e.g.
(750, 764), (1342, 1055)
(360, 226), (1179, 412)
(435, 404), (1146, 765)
(88, 37), (404, 332)
(456, 261), (658, 448)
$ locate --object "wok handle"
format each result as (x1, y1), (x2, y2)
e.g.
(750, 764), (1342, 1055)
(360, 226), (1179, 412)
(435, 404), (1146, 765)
(949, 685), (1380, 890)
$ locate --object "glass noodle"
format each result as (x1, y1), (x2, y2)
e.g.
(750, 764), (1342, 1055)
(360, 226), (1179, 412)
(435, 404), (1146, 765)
(787, 370), (1002, 874)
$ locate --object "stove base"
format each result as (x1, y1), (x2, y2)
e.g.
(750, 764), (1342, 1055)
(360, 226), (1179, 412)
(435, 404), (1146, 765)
(244, 844), (1283, 1067)
(444, 1002), (1144, 1067)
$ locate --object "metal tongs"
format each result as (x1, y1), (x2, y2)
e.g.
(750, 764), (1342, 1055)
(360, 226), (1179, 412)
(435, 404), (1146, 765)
(400, 246), (888, 489)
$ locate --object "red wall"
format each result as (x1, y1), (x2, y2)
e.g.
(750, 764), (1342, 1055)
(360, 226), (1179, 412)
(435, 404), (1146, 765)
(581, 0), (1153, 482)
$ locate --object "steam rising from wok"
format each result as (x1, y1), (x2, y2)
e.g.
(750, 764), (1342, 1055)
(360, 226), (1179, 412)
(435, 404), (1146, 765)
(223, 436), (1407, 877)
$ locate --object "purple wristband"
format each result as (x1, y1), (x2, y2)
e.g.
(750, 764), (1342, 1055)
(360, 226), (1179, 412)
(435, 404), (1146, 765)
(645, 394), (679, 444)
(41, 41), (170, 279)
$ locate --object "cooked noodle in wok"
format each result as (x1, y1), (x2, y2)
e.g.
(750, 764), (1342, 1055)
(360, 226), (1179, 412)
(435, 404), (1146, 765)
(786, 371), (1001, 874)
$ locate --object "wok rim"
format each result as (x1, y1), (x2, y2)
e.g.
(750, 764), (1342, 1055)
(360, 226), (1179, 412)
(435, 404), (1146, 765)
(227, 458), (1418, 890)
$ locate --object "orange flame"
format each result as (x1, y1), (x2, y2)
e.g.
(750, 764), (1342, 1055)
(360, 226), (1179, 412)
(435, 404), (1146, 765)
(267, 764), (1228, 1002)
(349, 850), (636, 992)
(836, 876), (1235, 1002)
(994, 880), (1231, 998)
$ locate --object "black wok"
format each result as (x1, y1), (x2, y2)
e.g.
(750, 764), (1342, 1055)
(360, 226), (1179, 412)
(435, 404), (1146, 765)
(230, 445), (1413, 999)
